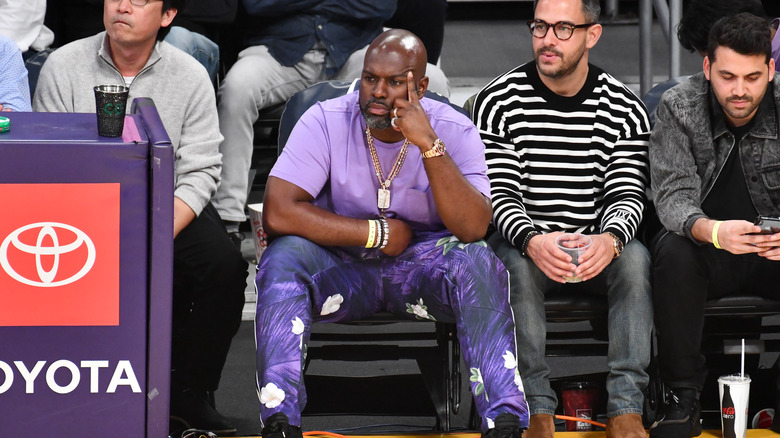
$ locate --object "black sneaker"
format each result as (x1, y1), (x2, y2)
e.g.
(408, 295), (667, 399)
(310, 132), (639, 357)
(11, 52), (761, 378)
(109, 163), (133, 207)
(170, 387), (237, 436)
(649, 387), (702, 438)
(482, 413), (523, 438)
(261, 413), (303, 438)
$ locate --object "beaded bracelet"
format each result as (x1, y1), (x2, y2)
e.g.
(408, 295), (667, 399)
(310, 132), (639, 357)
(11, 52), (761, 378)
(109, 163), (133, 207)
(520, 231), (541, 257)
(379, 218), (390, 249)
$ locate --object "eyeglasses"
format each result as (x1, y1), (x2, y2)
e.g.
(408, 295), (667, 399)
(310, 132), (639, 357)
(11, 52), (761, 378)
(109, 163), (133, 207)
(110, 0), (160, 7)
(527, 19), (596, 40)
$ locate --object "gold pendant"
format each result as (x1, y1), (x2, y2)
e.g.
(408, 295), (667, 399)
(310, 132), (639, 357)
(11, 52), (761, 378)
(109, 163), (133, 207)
(377, 188), (390, 209)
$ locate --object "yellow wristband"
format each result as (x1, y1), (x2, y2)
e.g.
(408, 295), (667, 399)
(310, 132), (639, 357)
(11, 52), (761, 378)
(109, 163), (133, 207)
(712, 220), (723, 249)
(365, 219), (377, 248)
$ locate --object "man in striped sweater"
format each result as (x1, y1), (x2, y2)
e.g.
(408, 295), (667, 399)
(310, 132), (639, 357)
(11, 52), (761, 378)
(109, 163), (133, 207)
(471, 0), (652, 437)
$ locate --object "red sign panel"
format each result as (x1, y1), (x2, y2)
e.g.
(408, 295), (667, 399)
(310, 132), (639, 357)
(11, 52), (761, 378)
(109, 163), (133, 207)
(0, 183), (120, 326)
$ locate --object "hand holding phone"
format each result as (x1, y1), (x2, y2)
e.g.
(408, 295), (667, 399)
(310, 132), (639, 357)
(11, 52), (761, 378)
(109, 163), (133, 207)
(754, 215), (780, 234)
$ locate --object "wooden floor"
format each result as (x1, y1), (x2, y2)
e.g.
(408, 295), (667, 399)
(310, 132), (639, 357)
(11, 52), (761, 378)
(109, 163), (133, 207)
(235, 431), (780, 438)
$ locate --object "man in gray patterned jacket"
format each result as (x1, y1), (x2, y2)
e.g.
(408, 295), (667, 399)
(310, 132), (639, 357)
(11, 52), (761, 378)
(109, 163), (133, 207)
(33, 0), (247, 435)
(649, 13), (780, 438)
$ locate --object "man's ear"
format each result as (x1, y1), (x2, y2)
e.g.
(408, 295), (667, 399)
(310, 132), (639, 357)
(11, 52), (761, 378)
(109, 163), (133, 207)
(417, 76), (429, 98)
(703, 55), (711, 81)
(585, 23), (602, 49)
(161, 8), (177, 28)
(769, 57), (776, 81)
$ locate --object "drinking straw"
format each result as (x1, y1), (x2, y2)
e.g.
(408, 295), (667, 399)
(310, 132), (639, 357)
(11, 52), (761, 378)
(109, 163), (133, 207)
(741, 338), (745, 378)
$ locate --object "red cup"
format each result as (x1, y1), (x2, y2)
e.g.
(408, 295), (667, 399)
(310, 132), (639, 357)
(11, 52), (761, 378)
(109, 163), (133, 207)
(562, 381), (599, 431)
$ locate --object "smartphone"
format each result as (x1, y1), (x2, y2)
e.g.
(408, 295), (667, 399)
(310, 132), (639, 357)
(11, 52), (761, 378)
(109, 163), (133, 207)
(754, 215), (780, 234)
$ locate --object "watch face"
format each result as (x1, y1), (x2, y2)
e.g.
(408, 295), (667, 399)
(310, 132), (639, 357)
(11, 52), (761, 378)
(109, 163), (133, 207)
(423, 139), (445, 158)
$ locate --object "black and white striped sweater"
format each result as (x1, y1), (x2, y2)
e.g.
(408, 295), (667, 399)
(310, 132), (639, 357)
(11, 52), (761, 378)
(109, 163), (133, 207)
(472, 61), (651, 248)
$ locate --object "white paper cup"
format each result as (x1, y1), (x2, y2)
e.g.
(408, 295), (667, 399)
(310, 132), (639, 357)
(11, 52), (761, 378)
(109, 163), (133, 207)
(248, 203), (268, 262)
(554, 233), (592, 283)
(719, 373), (751, 438)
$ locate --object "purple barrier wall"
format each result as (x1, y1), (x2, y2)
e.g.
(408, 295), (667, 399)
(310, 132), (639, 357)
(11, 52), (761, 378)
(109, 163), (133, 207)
(0, 109), (173, 437)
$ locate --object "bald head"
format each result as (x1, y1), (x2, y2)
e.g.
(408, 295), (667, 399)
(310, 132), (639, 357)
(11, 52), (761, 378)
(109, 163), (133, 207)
(365, 29), (428, 79)
(359, 29), (431, 139)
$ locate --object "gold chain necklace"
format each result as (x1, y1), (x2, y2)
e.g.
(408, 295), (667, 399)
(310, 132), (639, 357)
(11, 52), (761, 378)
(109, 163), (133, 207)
(365, 127), (410, 216)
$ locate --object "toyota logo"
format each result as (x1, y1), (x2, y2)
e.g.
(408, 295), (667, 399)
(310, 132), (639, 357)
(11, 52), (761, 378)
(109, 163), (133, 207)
(0, 222), (96, 287)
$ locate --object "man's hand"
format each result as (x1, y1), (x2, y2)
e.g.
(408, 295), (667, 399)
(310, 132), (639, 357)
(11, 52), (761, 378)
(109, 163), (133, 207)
(391, 71), (437, 150)
(0, 104), (10, 111)
(381, 218), (413, 256)
(755, 232), (780, 261)
(574, 233), (615, 281)
(526, 231), (576, 283)
(694, 219), (767, 255)
(173, 197), (196, 238)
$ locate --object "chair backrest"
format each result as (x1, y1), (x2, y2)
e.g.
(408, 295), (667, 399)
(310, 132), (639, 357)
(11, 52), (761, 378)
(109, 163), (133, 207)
(277, 79), (468, 155)
(642, 75), (690, 126)
(24, 48), (54, 100)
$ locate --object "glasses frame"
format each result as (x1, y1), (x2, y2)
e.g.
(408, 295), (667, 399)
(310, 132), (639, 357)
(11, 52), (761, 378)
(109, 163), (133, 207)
(110, 0), (157, 7)
(526, 19), (597, 41)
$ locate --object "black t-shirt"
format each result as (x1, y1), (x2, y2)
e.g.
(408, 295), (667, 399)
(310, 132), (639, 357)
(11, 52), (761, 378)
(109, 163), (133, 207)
(701, 120), (759, 221)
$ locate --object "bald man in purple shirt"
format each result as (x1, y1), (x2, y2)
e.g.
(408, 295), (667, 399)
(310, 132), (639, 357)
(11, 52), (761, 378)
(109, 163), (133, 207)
(253, 29), (528, 438)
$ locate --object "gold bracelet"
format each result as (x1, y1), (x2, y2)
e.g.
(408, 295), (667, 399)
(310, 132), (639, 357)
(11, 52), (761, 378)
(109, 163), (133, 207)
(712, 220), (723, 249)
(365, 219), (377, 248)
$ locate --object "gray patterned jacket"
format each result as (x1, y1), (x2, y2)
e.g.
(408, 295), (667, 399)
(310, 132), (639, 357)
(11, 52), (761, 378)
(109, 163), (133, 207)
(649, 72), (780, 242)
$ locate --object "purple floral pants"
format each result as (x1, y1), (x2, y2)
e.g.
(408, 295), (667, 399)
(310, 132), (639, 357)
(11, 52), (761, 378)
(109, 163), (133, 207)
(254, 231), (529, 430)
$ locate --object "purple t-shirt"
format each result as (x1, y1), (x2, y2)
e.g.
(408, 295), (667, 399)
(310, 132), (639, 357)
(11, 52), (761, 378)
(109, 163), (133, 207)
(270, 91), (490, 231)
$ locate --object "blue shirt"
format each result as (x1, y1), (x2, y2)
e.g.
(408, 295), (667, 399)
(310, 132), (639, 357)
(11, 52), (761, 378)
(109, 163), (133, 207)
(241, 0), (396, 75)
(0, 35), (30, 111)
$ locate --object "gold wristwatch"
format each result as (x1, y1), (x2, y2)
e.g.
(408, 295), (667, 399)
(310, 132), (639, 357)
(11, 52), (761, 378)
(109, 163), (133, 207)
(605, 232), (624, 258)
(421, 138), (446, 159)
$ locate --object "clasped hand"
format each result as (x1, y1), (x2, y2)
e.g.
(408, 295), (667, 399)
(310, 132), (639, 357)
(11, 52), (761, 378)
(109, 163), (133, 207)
(527, 232), (615, 283)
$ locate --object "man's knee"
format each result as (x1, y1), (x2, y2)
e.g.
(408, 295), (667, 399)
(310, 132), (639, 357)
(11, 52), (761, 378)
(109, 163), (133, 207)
(607, 240), (651, 305)
(205, 233), (248, 309)
(218, 48), (279, 111)
(488, 232), (542, 283)
(615, 239), (651, 277)
(652, 231), (701, 270)
(255, 236), (321, 306)
(218, 65), (259, 114)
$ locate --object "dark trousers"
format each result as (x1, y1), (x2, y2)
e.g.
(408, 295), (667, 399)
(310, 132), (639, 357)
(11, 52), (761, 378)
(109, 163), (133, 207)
(171, 203), (247, 391)
(653, 231), (780, 390)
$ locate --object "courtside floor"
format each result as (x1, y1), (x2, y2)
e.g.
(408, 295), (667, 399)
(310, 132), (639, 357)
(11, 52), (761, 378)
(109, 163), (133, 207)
(232, 431), (780, 438)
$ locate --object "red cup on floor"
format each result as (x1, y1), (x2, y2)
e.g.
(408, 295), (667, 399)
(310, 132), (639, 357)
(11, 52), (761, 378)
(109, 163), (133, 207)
(562, 381), (599, 431)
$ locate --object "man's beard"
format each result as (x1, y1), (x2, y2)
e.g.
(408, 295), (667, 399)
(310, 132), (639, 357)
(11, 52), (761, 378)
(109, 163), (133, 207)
(361, 99), (392, 130)
(723, 94), (758, 121)
(535, 44), (584, 79)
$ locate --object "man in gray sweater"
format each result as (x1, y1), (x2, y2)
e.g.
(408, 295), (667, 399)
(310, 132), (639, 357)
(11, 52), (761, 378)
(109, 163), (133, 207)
(33, 0), (247, 435)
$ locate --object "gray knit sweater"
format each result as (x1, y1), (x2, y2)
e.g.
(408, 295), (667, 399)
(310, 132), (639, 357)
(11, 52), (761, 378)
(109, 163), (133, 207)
(33, 32), (222, 216)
